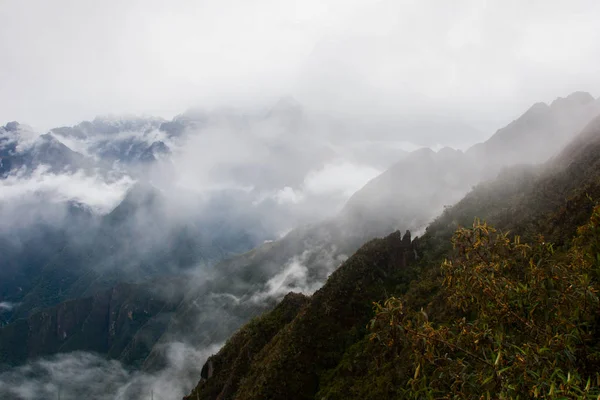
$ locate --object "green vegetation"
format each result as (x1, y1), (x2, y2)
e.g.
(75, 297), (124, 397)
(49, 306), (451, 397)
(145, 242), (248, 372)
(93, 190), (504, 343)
(369, 212), (600, 398)
(185, 292), (309, 400)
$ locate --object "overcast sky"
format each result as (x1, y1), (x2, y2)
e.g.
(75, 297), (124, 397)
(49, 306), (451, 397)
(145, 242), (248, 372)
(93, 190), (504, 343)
(1, 0), (599, 137)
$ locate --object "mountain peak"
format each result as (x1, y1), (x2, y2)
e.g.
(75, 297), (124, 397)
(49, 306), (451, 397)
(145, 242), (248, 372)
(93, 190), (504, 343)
(33, 133), (71, 152)
(122, 181), (161, 203)
(550, 91), (595, 109)
(38, 132), (60, 143)
(408, 147), (436, 158)
(1, 121), (35, 138)
(103, 181), (162, 224)
(437, 146), (461, 155)
(523, 101), (551, 116)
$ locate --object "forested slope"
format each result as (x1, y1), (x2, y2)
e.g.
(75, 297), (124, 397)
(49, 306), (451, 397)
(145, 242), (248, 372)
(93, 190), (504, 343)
(185, 115), (600, 399)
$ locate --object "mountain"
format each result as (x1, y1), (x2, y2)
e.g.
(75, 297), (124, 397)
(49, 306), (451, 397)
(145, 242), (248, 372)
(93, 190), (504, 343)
(0, 99), (344, 371)
(2, 93), (599, 398)
(185, 112), (600, 399)
(340, 91), (600, 237)
(0, 278), (185, 370)
(52, 116), (165, 138)
(50, 116), (172, 169)
(0, 123), (95, 176)
(139, 92), (600, 378)
(341, 146), (474, 237)
(0, 181), (274, 367)
(0, 199), (96, 321)
(466, 91), (600, 171)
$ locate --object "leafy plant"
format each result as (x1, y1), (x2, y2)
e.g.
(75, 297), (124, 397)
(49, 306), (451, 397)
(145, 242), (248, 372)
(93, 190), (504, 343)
(370, 208), (600, 399)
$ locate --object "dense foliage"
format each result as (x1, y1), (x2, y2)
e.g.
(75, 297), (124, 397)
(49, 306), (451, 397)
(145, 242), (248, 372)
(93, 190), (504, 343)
(369, 208), (600, 398)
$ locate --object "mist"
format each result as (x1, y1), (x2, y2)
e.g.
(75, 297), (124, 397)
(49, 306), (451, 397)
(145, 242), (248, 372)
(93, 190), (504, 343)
(2, 93), (600, 400)
(0, 343), (222, 400)
(2, 1), (600, 399)
(2, 0), (600, 137)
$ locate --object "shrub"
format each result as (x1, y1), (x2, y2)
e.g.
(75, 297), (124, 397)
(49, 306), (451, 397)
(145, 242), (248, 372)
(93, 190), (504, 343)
(370, 208), (600, 399)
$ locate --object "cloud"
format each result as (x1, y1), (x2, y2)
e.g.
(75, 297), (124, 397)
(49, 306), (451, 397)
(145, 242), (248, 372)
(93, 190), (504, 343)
(0, 123), (39, 150)
(0, 166), (134, 214)
(51, 123), (170, 160)
(251, 246), (347, 303)
(0, 342), (222, 400)
(303, 161), (380, 197)
(251, 258), (317, 302)
(0, 302), (17, 311)
(273, 186), (305, 205)
(258, 160), (381, 206)
(1, 0), (599, 139)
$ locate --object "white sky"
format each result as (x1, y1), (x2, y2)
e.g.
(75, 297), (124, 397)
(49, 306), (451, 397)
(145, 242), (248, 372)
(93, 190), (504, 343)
(1, 0), (599, 136)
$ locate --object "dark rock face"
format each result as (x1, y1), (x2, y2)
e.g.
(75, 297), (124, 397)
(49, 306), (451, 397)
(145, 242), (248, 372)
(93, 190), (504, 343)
(402, 229), (411, 246)
(0, 280), (184, 367)
(200, 359), (213, 380)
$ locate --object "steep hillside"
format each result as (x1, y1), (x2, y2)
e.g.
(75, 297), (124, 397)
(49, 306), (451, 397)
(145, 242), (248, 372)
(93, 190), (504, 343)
(134, 94), (600, 383)
(0, 278), (185, 369)
(155, 95), (600, 377)
(342, 146), (474, 238)
(185, 230), (418, 400)
(467, 91), (600, 169)
(184, 115), (600, 399)
(342, 92), (600, 238)
(140, 219), (354, 372)
(184, 292), (309, 400)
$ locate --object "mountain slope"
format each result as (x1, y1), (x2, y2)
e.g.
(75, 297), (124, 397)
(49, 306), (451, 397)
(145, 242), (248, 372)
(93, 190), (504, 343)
(0, 278), (185, 369)
(185, 292), (309, 400)
(313, 113), (600, 399)
(184, 113), (600, 399)
(152, 94), (600, 377)
(185, 230), (417, 400)
(123, 93), (600, 385)
(466, 91), (600, 169)
(342, 92), (600, 238)
(341, 146), (474, 237)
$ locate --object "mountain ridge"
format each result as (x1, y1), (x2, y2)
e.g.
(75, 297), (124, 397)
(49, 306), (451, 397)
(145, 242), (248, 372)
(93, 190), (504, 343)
(184, 101), (600, 400)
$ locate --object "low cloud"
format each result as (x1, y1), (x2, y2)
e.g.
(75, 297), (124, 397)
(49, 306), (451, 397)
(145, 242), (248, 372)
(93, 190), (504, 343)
(0, 302), (17, 311)
(303, 161), (380, 197)
(251, 246), (347, 303)
(0, 342), (221, 400)
(0, 166), (134, 214)
(259, 160), (381, 221)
